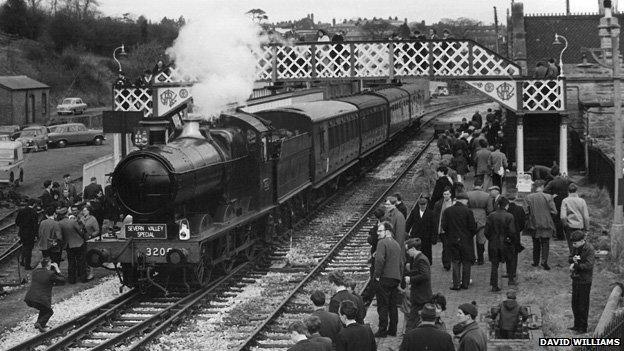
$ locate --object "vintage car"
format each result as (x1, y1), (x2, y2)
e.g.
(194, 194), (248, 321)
(56, 97), (88, 115)
(0, 141), (24, 184)
(0, 125), (20, 136)
(47, 123), (105, 147)
(12, 125), (49, 152)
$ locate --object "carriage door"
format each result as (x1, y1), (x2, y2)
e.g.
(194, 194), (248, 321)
(318, 126), (328, 179)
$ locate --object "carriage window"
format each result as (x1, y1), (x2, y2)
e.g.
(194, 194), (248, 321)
(320, 128), (326, 153)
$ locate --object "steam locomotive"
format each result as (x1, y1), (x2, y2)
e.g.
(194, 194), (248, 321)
(86, 83), (427, 293)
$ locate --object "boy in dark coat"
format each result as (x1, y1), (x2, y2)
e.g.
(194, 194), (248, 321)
(453, 302), (487, 351)
(484, 197), (516, 291)
(490, 290), (529, 339)
(16, 199), (39, 270)
(336, 300), (376, 351)
(400, 303), (454, 351)
(568, 231), (595, 333)
(305, 315), (333, 349)
(288, 320), (331, 351)
(403, 238), (433, 331)
(441, 193), (477, 290)
(310, 290), (342, 346)
(24, 258), (66, 332)
(328, 271), (365, 324)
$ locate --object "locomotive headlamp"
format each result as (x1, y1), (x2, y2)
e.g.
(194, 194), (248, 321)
(132, 127), (150, 148)
(178, 218), (191, 240)
(166, 248), (188, 265)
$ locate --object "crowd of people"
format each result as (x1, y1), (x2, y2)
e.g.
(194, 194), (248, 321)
(285, 108), (595, 350)
(14, 175), (121, 332)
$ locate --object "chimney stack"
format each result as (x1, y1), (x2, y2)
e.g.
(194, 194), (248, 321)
(333, 18), (336, 26)
(311, 13), (314, 24)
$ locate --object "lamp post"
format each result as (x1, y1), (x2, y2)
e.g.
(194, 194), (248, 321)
(553, 33), (568, 77)
(113, 44), (127, 73)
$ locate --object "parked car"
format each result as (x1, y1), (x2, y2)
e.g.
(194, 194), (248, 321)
(56, 97), (87, 115)
(0, 141), (24, 184)
(47, 123), (105, 147)
(12, 125), (49, 152)
(0, 125), (20, 136)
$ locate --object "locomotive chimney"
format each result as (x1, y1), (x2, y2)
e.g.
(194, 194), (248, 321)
(180, 113), (205, 139)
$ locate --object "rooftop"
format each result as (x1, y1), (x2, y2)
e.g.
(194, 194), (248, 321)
(0, 76), (49, 91)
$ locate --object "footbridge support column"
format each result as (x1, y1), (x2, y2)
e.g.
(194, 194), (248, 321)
(559, 115), (568, 176)
(516, 115), (524, 174)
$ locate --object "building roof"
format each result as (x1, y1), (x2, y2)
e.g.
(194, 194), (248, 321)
(0, 76), (49, 91)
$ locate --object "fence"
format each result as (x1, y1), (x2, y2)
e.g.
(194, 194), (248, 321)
(587, 145), (615, 204)
(579, 285), (624, 351)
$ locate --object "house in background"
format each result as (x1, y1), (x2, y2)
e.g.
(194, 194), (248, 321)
(0, 76), (50, 126)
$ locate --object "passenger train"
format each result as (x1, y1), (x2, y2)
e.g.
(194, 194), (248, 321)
(86, 83), (428, 292)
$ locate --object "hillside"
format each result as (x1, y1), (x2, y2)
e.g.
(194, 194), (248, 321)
(0, 37), (117, 107)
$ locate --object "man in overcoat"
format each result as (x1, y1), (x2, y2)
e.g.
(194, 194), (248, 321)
(24, 258), (65, 332)
(83, 177), (103, 201)
(441, 193), (477, 290)
(525, 180), (557, 270)
(505, 195), (526, 285)
(405, 197), (435, 264)
(430, 166), (454, 209)
(484, 197), (516, 291)
(59, 208), (87, 283)
(373, 221), (402, 337)
(16, 199), (39, 270)
(403, 238), (433, 331)
(467, 180), (490, 265)
(384, 196), (406, 250)
(473, 139), (491, 186)
(37, 207), (62, 264)
(399, 303), (454, 351)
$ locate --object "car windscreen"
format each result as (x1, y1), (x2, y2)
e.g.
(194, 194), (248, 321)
(61, 99), (73, 105)
(20, 130), (39, 137)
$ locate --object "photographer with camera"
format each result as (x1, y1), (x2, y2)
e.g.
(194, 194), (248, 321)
(24, 258), (66, 332)
(568, 231), (594, 334)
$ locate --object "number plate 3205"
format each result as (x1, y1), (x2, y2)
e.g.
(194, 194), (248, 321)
(145, 247), (172, 256)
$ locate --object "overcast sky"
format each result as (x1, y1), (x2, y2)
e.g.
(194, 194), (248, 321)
(99, 0), (601, 24)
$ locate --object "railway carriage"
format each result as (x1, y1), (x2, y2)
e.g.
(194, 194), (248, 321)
(398, 83), (426, 128)
(370, 87), (411, 138)
(86, 82), (430, 293)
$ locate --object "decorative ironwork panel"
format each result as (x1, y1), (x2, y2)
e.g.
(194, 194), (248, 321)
(430, 41), (471, 76)
(275, 45), (313, 79)
(114, 88), (153, 117)
(393, 42), (429, 76)
(255, 46), (273, 81)
(354, 43), (390, 77)
(315, 43), (351, 78)
(471, 45), (521, 76)
(522, 80), (565, 111)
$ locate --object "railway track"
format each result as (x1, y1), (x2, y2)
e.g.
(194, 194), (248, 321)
(231, 125), (438, 351)
(2, 98), (487, 351)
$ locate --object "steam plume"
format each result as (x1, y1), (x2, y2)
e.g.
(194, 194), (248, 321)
(166, 7), (264, 119)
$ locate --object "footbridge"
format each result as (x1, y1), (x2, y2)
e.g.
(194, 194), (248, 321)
(113, 39), (568, 174)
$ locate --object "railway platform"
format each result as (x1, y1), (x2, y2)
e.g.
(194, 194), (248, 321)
(362, 171), (615, 351)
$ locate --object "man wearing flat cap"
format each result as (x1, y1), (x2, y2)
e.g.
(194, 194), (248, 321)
(568, 230), (594, 333)
(441, 193), (477, 290)
(400, 303), (454, 351)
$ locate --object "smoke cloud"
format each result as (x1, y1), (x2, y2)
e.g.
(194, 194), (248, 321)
(166, 6), (264, 119)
